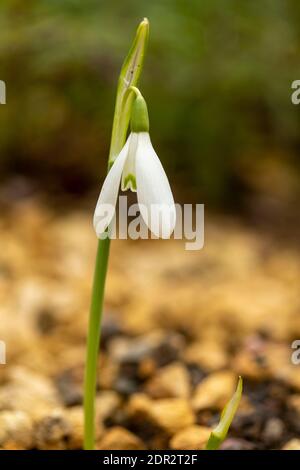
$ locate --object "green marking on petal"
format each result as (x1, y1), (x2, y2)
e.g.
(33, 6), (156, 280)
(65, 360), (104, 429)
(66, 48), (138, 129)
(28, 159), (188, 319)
(122, 173), (137, 191)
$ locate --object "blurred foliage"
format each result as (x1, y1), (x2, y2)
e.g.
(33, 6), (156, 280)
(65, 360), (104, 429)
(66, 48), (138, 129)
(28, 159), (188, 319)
(0, 0), (300, 206)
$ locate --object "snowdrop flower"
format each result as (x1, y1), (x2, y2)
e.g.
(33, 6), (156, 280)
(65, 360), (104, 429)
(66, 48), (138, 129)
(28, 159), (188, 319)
(94, 89), (176, 238)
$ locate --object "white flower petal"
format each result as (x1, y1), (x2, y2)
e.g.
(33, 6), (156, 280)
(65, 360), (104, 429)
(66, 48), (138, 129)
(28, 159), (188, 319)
(93, 137), (130, 236)
(135, 132), (176, 238)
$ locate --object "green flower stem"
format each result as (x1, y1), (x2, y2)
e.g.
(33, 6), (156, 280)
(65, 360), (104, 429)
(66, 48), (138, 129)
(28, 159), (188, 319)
(83, 237), (110, 450)
(83, 18), (149, 450)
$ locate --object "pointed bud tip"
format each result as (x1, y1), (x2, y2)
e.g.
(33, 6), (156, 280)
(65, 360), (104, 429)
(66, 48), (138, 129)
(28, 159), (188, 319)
(237, 376), (243, 393)
(138, 18), (149, 34)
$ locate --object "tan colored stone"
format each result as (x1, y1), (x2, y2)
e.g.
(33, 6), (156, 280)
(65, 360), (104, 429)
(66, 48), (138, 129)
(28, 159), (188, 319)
(128, 394), (195, 435)
(0, 367), (59, 417)
(233, 350), (269, 381)
(64, 406), (84, 449)
(122, 301), (158, 335)
(145, 362), (191, 398)
(282, 439), (300, 450)
(95, 391), (122, 423)
(0, 411), (33, 449)
(266, 344), (300, 390)
(288, 395), (300, 415)
(97, 426), (145, 450)
(127, 393), (152, 416)
(151, 399), (195, 434)
(192, 370), (236, 411)
(138, 357), (157, 379)
(184, 342), (227, 371)
(170, 425), (211, 450)
(34, 409), (72, 450)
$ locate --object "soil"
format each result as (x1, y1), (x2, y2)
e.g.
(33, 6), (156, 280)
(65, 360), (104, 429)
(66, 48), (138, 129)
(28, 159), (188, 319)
(0, 198), (299, 450)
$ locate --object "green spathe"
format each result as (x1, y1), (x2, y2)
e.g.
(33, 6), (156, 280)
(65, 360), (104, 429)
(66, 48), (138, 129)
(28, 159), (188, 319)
(109, 18), (149, 166)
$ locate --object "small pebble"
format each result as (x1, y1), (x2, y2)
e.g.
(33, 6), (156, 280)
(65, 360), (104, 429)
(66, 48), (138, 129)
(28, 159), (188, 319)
(170, 425), (211, 450)
(0, 367), (60, 417)
(262, 417), (284, 446)
(282, 438), (300, 450)
(64, 406), (84, 449)
(0, 410), (33, 449)
(145, 362), (191, 399)
(109, 331), (184, 367)
(288, 394), (300, 415)
(34, 410), (71, 450)
(128, 394), (195, 436)
(98, 426), (145, 450)
(192, 370), (236, 411)
(55, 367), (83, 407)
(95, 391), (122, 423)
(114, 371), (140, 396)
(36, 308), (57, 335)
(233, 350), (269, 380)
(184, 341), (228, 371)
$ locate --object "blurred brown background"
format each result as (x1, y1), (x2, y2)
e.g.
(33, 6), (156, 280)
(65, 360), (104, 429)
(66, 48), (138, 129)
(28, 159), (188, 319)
(0, 0), (300, 223)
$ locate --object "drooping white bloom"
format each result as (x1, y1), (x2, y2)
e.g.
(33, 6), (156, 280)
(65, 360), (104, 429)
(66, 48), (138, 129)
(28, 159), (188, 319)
(93, 131), (176, 238)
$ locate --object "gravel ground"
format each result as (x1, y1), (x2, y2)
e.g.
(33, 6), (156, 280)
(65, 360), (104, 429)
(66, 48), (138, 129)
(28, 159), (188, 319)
(0, 199), (299, 450)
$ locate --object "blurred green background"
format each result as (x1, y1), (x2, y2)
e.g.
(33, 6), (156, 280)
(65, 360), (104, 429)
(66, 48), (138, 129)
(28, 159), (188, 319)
(0, 0), (299, 214)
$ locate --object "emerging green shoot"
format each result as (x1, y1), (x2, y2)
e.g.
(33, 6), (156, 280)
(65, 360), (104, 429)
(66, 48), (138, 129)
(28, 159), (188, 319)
(205, 376), (243, 450)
